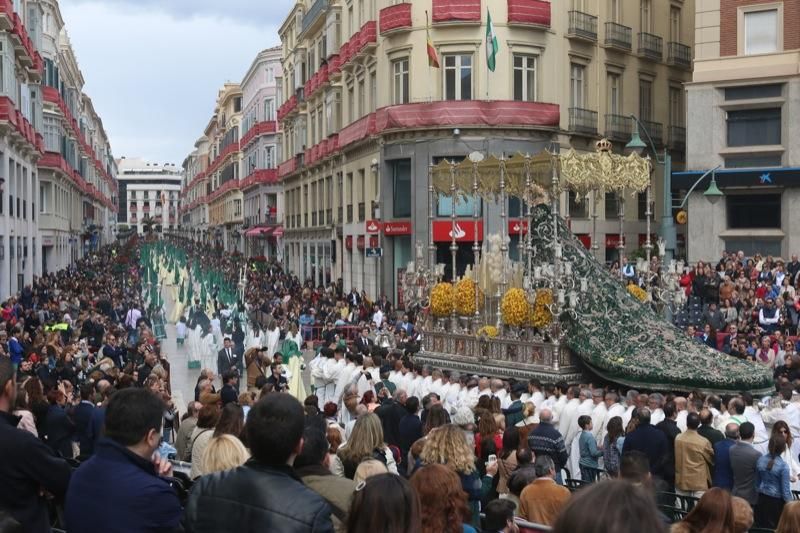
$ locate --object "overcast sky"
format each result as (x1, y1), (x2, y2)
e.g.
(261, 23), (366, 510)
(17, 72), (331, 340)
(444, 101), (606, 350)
(61, 0), (296, 167)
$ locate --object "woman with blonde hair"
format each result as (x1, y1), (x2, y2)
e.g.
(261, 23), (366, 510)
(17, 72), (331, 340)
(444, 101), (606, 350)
(420, 424), (497, 527)
(333, 413), (397, 478)
(777, 501), (800, 533)
(201, 433), (250, 474)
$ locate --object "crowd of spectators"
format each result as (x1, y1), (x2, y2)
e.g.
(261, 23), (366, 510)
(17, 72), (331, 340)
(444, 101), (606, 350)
(6, 240), (800, 533)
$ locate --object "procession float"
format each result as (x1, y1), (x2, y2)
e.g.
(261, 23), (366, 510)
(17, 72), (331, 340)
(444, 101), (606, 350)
(406, 139), (773, 395)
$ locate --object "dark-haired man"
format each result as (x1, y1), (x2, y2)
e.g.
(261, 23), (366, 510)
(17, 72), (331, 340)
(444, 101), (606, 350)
(0, 358), (71, 533)
(186, 394), (334, 532)
(674, 411), (713, 498)
(729, 421), (761, 506)
(294, 415), (356, 530)
(65, 388), (181, 533)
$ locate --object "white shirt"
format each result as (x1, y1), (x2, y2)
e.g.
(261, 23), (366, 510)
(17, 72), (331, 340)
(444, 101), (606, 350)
(601, 403), (627, 444)
(676, 410), (689, 432)
(621, 405), (636, 429)
(650, 408), (665, 426)
(590, 401), (607, 445)
(372, 309), (384, 328)
(559, 398), (581, 448)
(744, 405), (770, 446)
(266, 328), (281, 358)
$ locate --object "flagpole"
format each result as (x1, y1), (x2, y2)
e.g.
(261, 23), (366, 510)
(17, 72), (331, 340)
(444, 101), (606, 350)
(426, 10), (432, 103)
(485, 11), (488, 101)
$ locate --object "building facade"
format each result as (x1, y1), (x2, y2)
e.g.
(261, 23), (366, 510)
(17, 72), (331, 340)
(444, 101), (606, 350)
(179, 49), (285, 258)
(0, 0), (117, 295)
(116, 158), (180, 235)
(240, 47), (284, 259)
(277, 0), (694, 302)
(682, 0), (800, 261)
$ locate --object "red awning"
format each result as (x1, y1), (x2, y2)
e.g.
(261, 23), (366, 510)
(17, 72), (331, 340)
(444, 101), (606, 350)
(245, 227), (272, 238)
(271, 226), (284, 238)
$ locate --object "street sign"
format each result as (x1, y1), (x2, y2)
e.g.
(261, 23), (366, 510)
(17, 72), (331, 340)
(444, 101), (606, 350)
(365, 247), (383, 258)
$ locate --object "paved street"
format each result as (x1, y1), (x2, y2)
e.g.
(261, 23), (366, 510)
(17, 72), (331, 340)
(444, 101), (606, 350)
(163, 321), (315, 413)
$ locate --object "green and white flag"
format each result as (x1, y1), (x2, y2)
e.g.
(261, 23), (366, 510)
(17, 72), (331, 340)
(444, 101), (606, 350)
(486, 9), (499, 72)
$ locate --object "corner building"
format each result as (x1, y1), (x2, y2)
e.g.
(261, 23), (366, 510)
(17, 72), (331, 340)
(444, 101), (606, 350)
(683, 0), (800, 261)
(277, 0), (695, 303)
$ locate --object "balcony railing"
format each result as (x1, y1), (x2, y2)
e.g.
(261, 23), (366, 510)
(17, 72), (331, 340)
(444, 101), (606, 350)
(358, 202), (365, 222)
(638, 32), (663, 61)
(639, 120), (663, 146)
(605, 114), (632, 141)
(669, 125), (686, 149)
(301, 0), (329, 34)
(667, 42), (692, 68)
(569, 108), (598, 135)
(568, 11), (597, 41)
(605, 22), (632, 50)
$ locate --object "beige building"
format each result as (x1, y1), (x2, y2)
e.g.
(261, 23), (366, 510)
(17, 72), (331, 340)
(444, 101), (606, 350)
(682, 0), (800, 262)
(276, 0), (694, 301)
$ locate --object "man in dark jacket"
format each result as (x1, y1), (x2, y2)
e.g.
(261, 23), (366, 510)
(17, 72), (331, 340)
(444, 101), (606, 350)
(713, 423), (739, 490)
(220, 370), (239, 406)
(375, 389), (408, 449)
(73, 382), (96, 457)
(185, 393), (334, 532)
(294, 415), (356, 530)
(0, 358), (71, 533)
(65, 388), (181, 533)
(621, 408), (669, 480)
(729, 422), (761, 506)
(698, 409), (724, 446)
(217, 337), (239, 379)
(655, 401), (681, 489)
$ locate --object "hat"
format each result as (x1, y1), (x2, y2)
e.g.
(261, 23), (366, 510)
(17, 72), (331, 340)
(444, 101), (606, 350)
(512, 382), (527, 395)
(199, 392), (221, 406)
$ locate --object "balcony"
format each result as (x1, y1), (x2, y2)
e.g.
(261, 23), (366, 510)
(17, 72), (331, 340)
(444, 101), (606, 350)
(240, 121), (277, 149)
(301, 0), (328, 35)
(667, 42), (692, 68)
(375, 100), (559, 133)
(604, 22), (632, 51)
(569, 108), (598, 135)
(432, 0), (480, 24)
(507, 0), (550, 27)
(379, 3), (411, 35)
(638, 32), (663, 61)
(639, 120), (663, 147)
(669, 125), (686, 150)
(568, 11), (597, 42)
(278, 157), (297, 179)
(605, 114), (632, 141)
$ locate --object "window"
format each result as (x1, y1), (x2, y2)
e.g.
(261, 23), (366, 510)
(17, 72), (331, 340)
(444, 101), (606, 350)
(608, 72), (620, 115)
(568, 191), (588, 218)
(605, 192), (619, 218)
(640, 0), (651, 32)
(570, 63), (585, 108)
(265, 146), (276, 169)
(233, 97), (242, 113)
(264, 99), (275, 121)
(637, 192), (649, 220)
(639, 79), (653, 121)
(669, 87), (683, 126)
(265, 67), (274, 84)
(724, 155), (782, 168)
(513, 54), (537, 102)
(391, 159), (411, 218)
(609, 0), (620, 23)
(727, 194), (780, 229)
(357, 77), (365, 117)
(444, 54), (472, 101)
(724, 84), (782, 100)
(744, 10), (778, 55)
(438, 195), (481, 217)
(370, 70), (377, 112)
(347, 84), (355, 122)
(670, 7), (681, 41)
(727, 108), (781, 146)
(392, 58), (409, 105)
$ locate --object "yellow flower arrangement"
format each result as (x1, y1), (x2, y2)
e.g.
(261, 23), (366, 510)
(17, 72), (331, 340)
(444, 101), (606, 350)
(530, 288), (553, 328)
(455, 278), (483, 316)
(430, 282), (455, 317)
(627, 283), (648, 303)
(501, 288), (529, 327)
(477, 325), (498, 338)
